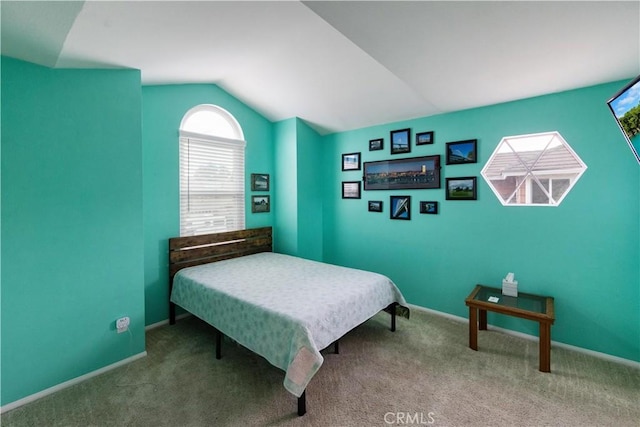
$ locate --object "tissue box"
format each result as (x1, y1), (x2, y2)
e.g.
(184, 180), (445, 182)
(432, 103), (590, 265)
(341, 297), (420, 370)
(502, 280), (518, 297)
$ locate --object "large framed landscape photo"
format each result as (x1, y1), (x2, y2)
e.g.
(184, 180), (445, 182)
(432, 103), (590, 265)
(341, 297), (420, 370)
(363, 155), (441, 190)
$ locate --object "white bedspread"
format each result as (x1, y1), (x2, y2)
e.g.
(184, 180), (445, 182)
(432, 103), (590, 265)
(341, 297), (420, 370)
(170, 252), (407, 397)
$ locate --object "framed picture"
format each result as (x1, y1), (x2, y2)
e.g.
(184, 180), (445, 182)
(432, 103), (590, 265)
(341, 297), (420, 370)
(251, 195), (270, 213)
(390, 128), (411, 154)
(390, 195), (411, 220)
(363, 155), (441, 190)
(369, 138), (384, 151)
(250, 173), (270, 191)
(342, 181), (361, 199)
(368, 200), (383, 212)
(342, 152), (361, 171)
(416, 131), (434, 146)
(446, 177), (477, 200)
(446, 139), (477, 164)
(419, 201), (438, 214)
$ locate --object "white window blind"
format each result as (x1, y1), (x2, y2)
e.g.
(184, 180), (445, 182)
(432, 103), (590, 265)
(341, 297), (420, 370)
(179, 135), (245, 236)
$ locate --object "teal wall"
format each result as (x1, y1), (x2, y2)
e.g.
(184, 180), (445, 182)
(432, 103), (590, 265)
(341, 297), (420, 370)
(2, 54), (638, 410)
(273, 119), (298, 255)
(322, 81), (640, 362)
(1, 57), (145, 405)
(273, 118), (324, 260)
(142, 84), (274, 326)
(295, 119), (324, 261)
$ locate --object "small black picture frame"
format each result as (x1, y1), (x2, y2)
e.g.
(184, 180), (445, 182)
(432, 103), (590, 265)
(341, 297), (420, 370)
(390, 195), (411, 220)
(251, 195), (270, 213)
(419, 201), (438, 214)
(446, 139), (477, 164)
(250, 173), (270, 191)
(390, 128), (411, 155)
(445, 177), (477, 200)
(369, 138), (384, 151)
(416, 131), (434, 146)
(342, 152), (361, 171)
(368, 200), (383, 212)
(342, 181), (361, 199)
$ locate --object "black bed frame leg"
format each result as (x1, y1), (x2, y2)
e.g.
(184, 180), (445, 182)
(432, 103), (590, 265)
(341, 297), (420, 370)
(334, 339), (340, 354)
(169, 302), (176, 325)
(298, 391), (306, 416)
(390, 303), (397, 332)
(215, 329), (222, 359)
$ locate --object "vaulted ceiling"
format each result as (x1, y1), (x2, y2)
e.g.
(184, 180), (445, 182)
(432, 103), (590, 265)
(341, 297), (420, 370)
(2, 1), (639, 134)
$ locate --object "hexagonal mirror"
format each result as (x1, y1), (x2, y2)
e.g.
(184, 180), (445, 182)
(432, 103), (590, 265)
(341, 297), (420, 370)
(481, 131), (587, 206)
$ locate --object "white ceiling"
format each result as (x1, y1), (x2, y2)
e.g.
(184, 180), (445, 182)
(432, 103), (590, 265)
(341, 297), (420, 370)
(2, 1), (639, 135)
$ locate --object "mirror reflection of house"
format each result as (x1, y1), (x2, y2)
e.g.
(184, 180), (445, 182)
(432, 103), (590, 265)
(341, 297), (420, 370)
(481, 132), (587, 206)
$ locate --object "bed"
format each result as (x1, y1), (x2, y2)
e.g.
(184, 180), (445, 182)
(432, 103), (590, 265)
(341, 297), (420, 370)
(168, 227), (408, 415)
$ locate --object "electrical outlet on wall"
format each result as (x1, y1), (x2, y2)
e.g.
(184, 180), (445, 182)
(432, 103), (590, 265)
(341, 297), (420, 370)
(116, 316), (130, 333)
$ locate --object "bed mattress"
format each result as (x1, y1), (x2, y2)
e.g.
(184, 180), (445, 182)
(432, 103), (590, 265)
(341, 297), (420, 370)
(170, 252), (407, 397)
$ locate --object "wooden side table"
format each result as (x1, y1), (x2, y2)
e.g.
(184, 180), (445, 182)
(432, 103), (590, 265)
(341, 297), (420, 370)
(465, 284), (555, 372)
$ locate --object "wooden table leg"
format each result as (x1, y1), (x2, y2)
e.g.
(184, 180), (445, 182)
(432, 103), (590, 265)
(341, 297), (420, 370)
(539, 321), (551, 372)
(469, 306), (478, 350)
(479, 309), (487, 330)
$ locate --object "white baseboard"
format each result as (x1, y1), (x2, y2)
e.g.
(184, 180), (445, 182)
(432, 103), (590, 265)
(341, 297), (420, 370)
(4, 305), (637, 414)
(0, 351), (147, 414)
(408, 303), (640, 369)
(145, 313), (192, 331)
(408, 303), (469, 323)
(3, 313), (193, 413)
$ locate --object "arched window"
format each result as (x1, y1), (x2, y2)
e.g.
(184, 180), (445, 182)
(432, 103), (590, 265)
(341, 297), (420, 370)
(179, 104), (245, 236)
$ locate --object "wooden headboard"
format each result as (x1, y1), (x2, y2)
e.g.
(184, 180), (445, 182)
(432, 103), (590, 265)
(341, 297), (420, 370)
(168, 226), (272, 324)
(169, 226), (273, 283)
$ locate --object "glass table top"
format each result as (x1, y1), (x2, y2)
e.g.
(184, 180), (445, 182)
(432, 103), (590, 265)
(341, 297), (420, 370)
(473, 285), (547, 314)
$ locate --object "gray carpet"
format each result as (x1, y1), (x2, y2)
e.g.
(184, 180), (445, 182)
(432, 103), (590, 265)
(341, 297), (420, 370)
(2, 309), (639, 426)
